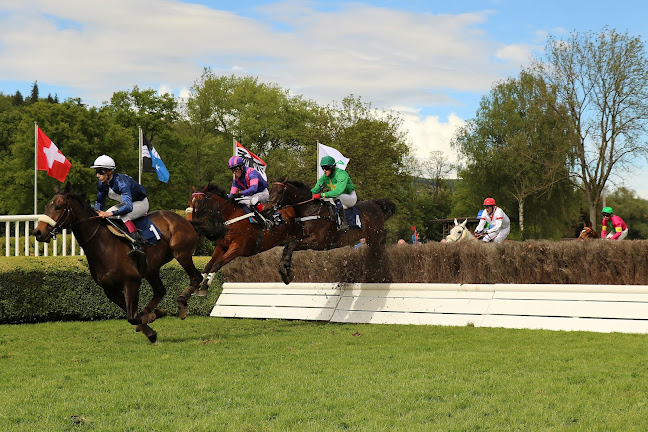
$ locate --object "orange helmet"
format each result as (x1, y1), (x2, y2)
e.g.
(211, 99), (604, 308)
(483, 197), (496, 206)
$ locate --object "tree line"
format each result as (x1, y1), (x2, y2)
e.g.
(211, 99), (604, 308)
(2, 28), (648, 242)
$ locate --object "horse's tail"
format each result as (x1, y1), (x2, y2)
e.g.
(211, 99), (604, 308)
(373, 198), (396, 221)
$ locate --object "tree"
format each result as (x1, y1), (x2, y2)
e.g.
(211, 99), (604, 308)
(28, 81), (39, 103)
(532, 28), (648, 228)
(102, 87), (189, 210)
(452, 71), (577, 239)
(183, 69), (324, 186)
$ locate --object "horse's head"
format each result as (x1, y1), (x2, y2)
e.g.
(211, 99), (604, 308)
(33, 182), (90, 242)
(578, 222), (596, 240)
(189, 189), (228, 241)
(266, 179), (311, 211)
(186, 186), (207, 222)
(445, 218), (472, 243)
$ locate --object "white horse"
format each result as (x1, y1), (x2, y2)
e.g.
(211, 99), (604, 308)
(445, 218), (475, 242)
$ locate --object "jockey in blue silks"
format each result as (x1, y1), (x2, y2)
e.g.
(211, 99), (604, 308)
(92, 154), (148, 255)
(227, 156), (274, 228)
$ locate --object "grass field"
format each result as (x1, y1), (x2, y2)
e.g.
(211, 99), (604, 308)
(1, 317), (647, 431)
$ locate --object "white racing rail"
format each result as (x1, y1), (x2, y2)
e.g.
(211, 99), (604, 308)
(0, 214), (84, 257)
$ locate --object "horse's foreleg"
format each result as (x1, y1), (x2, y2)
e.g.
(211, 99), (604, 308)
(140, 272), (167, 326)
(279, 241), (298, 284)
(177, 248), (223, 318)
(196, 247), (226, 295)
(124, 281), (157, 343)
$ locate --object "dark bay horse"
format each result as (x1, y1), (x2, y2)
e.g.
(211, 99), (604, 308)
(186, 184), (297, 295)
(32, 182), (203, 343)
(266, 179), (396, 284)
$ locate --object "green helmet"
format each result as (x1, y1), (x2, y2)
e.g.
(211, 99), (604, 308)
(602, 206), (613, 216)
(320, 155), (336, 170)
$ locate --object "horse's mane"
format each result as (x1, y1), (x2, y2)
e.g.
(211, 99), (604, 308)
(275, 178), (311, 192)
(59, 189), (95, 215)
(199, 183), (228, 198)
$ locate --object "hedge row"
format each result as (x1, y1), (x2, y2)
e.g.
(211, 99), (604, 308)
(4, 240), (648, 323)
(0, 256), (218, 324)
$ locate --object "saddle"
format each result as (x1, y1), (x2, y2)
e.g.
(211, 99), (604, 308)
(106, 216), (162, 245)
(238, 203), (284, 229)
(323, 200), (362, 229)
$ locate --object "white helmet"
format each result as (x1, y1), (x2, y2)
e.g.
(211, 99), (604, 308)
(91, 155), (116, 170)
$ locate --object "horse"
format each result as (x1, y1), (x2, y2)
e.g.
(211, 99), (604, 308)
(32, 182), (203, 343)
(186, 184), (297, 294)
(445, 219), (476, 242)
(265, 179), (396, 284)
(578, 221), (597, 240)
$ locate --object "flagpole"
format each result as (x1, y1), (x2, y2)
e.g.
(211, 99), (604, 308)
(138, 126), (142, 184)
(34, 122), (38, 214)
(316, 141), (320, 182)
(233, 137), (237, 157)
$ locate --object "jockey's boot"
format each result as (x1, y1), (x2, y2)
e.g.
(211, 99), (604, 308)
(335, 200), (349, 231)
(127, 230), (147, 274)
(252, 204), (274, 230)
(127, 231), (147, 256)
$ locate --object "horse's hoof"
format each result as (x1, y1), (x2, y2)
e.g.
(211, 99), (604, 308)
(194, 289), (209, 297)
(148, 332), (158, 343)
(135, 324), (143, 333)
(178, 304), (189, 320)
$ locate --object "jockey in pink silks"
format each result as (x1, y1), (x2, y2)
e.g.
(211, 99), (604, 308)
(600, 207), (628, 240)
(474, 197), (510, 243)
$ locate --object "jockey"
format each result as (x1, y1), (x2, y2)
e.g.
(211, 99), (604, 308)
(601, 207), (628, 240)
(474, 197), (510, 243)
(227, 156), (274, 228)
(311, 155), (357, 230)
(92, 155), (148, 255)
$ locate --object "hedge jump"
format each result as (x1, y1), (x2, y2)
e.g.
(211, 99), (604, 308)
(211, 282), (648, 334)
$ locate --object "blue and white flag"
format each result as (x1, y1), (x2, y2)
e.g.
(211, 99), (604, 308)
(142, 134), (170, 183)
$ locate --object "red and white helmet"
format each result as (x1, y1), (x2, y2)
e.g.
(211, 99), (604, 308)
(483, 197), (496, 206)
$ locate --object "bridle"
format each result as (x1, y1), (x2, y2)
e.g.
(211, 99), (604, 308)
(38, 195), (101, 244)
(267, 182), (315, 212)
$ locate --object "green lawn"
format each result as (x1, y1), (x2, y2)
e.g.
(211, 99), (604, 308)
(0, 317), (646, 431)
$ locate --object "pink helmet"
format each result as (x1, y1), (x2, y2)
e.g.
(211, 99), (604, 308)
(228, 156), (245, 170)
(483, 197), (496, 206)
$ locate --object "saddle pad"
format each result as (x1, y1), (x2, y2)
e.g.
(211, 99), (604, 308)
(344, 207), (362, 229)
(134, 216), (162, 245)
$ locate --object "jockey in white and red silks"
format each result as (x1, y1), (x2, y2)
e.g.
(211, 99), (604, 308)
(475, 197), (511, 243)
(600, 206), (628, 240)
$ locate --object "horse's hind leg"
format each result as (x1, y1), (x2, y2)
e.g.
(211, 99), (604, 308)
(140, 271), (167, 326)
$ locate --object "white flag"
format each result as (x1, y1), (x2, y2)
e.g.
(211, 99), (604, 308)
(317, 143), (349, 178)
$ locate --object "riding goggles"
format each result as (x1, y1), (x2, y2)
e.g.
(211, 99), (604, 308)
(321, 164), (335, 171)
(95, 168), (109, 175)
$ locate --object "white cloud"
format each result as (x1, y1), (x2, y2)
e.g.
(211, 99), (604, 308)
(399, 108), (465, 164)
(0, 0), (523, 109)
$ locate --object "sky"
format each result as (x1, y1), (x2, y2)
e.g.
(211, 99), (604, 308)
(2, 0), (648, 198)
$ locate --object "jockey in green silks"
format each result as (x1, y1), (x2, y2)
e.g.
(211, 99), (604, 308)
(311, 155), (357, 230)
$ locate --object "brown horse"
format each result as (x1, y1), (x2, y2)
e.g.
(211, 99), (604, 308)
(186, 184), (297, 295)
(32, 182), (203, 343)
(578, 221), (597, 240)
(266, 179), (396, 284)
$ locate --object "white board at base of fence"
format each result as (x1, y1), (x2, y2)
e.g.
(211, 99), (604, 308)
(210, 283), (648, 334)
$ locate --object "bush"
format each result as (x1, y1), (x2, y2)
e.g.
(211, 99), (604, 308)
(0, 256), (219, 324)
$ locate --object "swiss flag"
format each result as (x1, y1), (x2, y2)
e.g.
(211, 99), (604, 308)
(37, 127), (71, 182)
